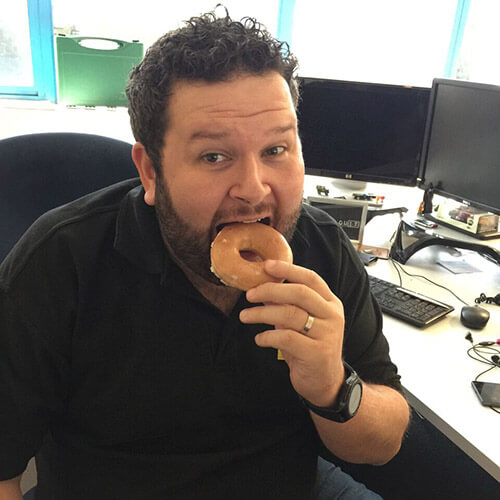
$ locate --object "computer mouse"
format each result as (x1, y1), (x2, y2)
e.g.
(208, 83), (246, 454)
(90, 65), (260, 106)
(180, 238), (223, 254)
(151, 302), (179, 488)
(460, 305), (490, 329)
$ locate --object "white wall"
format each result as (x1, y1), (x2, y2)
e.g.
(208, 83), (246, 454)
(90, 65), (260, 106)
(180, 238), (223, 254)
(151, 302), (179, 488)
(0, 101), (134, 142)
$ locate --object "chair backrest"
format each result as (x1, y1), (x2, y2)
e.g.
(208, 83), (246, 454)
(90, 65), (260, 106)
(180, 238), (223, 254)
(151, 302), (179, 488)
(0, 132), (138, 262)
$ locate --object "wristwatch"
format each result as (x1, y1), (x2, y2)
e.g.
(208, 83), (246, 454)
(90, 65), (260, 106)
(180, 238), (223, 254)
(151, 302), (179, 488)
(300, 362), (363, 423)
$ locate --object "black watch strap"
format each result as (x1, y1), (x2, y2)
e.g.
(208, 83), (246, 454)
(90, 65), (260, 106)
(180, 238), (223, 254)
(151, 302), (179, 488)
(299, 362), (363, 423)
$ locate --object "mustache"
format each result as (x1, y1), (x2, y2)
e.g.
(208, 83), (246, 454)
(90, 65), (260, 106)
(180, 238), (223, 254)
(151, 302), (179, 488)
(212, 203), (275, 223)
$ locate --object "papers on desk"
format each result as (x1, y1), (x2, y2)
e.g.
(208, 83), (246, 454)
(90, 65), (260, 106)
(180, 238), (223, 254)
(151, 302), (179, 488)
(438, 258), (481, 274)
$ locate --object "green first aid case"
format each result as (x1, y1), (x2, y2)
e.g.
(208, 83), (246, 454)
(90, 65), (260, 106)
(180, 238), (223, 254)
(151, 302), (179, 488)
(56, 36), (144, 107)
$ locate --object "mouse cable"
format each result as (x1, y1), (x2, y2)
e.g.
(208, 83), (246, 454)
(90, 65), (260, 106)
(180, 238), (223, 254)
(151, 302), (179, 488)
(390, 260), (469, 305)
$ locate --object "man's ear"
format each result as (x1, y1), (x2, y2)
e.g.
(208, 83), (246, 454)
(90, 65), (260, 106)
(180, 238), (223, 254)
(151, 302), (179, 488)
(132, 142), (156, 206)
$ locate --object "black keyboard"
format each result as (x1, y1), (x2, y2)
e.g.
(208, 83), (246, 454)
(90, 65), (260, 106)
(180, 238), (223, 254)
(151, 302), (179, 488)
(368, 275), (454, 328)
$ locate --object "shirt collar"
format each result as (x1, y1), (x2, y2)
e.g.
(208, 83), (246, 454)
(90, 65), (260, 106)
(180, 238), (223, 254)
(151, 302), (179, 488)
(289, 205), (311, 254)
(113, 183), (167, 275)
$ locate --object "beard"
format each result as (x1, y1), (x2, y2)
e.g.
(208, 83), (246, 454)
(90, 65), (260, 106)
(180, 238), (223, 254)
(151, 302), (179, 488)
(153, 176), (302, 285)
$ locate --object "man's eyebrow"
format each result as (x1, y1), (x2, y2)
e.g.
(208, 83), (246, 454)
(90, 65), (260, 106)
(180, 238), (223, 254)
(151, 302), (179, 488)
(267, 123), (296, 135)
(189, 123), (296, 141)
(190, 130), (230, 141)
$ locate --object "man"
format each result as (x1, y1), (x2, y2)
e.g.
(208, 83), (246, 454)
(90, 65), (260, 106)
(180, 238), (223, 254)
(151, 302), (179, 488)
(0, 10), (409, 499)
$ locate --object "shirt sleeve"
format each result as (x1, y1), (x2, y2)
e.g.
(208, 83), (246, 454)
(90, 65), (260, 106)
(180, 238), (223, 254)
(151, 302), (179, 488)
(335, 231), (403, 393)
(0, 242), (73, 480)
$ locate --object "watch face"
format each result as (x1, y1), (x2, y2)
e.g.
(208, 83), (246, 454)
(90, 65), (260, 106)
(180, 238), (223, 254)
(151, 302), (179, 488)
(348, 383), (362, 415)
(300, 363), (362, 422)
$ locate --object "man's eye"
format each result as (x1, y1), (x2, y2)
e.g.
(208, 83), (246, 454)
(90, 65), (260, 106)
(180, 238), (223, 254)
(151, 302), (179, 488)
(265, 146), (286, 156)
(203, 153), (226, 164)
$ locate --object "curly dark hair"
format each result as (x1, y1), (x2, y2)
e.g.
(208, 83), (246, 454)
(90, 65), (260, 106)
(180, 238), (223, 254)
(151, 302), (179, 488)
(126, 9), (299, 173)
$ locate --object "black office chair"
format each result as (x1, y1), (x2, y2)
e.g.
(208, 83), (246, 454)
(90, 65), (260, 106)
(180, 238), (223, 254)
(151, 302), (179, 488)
(0, 132), (138, 263)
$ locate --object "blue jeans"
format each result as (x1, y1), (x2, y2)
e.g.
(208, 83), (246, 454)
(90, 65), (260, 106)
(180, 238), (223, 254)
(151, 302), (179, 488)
(23, 488), (35, 500)
(314, 457), (383, 500)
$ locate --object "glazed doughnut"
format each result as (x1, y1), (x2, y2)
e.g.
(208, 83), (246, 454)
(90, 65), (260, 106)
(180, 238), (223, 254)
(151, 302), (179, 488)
(210, 222), (293, 291)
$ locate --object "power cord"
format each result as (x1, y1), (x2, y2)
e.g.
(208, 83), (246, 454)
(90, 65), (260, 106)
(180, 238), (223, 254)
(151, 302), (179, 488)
(390, 259), (469, 305)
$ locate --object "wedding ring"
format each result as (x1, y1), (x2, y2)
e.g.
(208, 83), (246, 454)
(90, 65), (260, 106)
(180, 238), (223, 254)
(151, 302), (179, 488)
(301, 314), (315, 334)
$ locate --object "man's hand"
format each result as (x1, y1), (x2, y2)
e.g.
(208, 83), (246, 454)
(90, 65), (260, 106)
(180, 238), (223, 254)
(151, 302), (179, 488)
(239, 259), (409, 465)
(239, 259), (345, 407)
(0, 474), (23, 500)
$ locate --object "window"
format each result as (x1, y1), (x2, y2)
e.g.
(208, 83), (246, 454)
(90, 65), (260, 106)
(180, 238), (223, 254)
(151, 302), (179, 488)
(290, 0), (458, 87)
(0, 0), (56, 101)
(454, 0), (500, 84)
(5, 0), (500, 103)
(0, 1), (33, 86)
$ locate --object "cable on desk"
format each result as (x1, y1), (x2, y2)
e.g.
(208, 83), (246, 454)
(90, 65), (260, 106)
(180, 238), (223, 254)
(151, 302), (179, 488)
(391, 259), (403, 287)
(467, 341), (500, 414)
(467, 343), (500, 366)
(390, 259), (469, 306)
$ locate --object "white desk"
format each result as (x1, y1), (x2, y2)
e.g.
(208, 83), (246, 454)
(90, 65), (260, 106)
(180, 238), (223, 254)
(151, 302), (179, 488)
(368, 246), (500, 481)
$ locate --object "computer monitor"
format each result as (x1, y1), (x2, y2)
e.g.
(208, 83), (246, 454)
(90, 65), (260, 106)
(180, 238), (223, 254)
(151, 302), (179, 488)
(419, 78), (500, 216)
(297, 77), (430, 186)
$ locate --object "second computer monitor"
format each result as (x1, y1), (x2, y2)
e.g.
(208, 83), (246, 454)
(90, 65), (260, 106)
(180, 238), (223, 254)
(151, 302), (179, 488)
(419, 78), (500, 216)
(297, 77), (430, 186)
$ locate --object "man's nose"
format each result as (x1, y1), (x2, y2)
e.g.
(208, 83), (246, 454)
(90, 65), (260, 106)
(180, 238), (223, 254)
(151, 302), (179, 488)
(228, 156), (271, 205)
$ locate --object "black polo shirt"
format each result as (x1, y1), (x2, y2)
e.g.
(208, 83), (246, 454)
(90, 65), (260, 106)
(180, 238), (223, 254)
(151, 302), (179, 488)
(0, 179), (401, 499)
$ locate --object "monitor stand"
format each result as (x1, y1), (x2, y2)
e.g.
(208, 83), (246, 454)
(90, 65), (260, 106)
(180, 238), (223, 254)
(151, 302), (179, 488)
(390, 219), (500, 265)
(331, 178), (368, 193)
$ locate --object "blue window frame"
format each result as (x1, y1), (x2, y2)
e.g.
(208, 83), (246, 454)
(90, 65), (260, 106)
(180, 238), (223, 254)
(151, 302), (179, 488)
(444, 0), (471, 77)
(0, 0), (56, 102)
(276, 0), (296, 47)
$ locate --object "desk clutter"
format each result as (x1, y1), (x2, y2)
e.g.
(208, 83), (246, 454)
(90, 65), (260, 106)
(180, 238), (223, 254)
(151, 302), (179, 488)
(314, 185), (385, 207)
(465, 335), (500, 411)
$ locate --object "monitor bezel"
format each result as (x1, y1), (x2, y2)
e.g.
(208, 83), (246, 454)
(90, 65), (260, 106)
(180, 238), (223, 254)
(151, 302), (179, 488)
(298, 76), (431, 187)
(418, 78), (500, 216)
